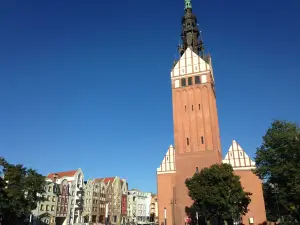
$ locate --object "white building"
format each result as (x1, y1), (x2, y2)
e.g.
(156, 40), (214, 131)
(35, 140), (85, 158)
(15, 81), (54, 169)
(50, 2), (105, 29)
(127, 190), (151, 224)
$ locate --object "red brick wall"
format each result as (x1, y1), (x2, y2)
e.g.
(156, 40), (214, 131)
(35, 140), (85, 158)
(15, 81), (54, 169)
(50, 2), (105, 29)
(235, 170), (266, 225)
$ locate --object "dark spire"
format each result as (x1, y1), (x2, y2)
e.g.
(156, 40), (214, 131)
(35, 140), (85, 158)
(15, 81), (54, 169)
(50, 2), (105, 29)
(178, 0), (204, 57)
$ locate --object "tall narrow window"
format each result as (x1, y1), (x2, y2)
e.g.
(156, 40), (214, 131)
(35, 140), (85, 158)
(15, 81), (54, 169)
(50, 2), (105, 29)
(192, 105), (193, 111)
(201, 136), (204, 144)
(188, 77), (193, 85)
(181, 78), (186, 87)
(187, 138), (189, 146)
(196, 167), (199, 173)
(185, 106), (186, 112)
(198, 104), (200, 110)
(195, 76), (201, 84)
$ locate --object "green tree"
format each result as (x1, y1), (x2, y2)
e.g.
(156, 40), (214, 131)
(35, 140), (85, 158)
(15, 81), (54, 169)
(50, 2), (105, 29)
(185, 163), (251, 225)
(254, 120), (300, 223)
(0, 157), (46, 224)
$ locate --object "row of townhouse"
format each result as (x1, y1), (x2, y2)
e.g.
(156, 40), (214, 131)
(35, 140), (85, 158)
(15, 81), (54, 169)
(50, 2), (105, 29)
(32, 168), (128, 225)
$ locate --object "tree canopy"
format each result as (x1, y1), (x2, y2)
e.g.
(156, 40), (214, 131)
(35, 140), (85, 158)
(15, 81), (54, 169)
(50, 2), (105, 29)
(0, 157), (46, 224)
(185, 163), (251, 224)
(254, 120), (300, 223)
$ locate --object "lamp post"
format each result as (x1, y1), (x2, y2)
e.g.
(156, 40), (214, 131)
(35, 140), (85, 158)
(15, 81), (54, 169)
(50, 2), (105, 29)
(269, 183), (280, 222)
(164, 207), (167, 225)
(105, 202), (109, 225)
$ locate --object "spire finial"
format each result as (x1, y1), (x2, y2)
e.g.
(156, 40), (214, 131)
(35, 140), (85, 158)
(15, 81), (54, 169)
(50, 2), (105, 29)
(184, 0), (192, 10)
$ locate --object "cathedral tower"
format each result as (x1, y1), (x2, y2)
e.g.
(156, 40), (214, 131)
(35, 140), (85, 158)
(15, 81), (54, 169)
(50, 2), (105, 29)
(172, 1), (222, 224)
(157, 1), (266, 225)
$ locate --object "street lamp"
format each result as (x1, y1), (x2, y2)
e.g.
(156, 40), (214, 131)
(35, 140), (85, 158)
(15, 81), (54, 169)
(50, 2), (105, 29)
(105, 202), (109, 225)
(272, 183), (281, 223)
(164, 207), (167, 225)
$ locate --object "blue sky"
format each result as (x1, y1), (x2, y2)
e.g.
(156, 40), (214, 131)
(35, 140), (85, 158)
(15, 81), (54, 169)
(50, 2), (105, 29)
(0, 0), (299, 193)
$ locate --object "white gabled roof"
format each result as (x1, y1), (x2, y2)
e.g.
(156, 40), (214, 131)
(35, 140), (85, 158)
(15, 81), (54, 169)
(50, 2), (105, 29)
(157, 145), (176, 174)
(171, 47), (213, 80)
(222, 140), (256, 170)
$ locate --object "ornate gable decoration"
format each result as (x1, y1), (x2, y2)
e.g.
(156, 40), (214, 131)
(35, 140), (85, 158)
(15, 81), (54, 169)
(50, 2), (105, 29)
(222, 140), (256, 170)
(157, 145), (176, 174)
(171, 47), (211, 77)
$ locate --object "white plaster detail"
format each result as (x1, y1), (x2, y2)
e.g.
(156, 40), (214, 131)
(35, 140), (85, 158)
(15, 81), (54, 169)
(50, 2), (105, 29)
(233, 167), (256, 171)
(175, 80), (180, 88)
(156, 145), (176, 174)
(180, 68), (186, 75)
(222, 140), (256, 169)
(174, 68), (179, 76)
(171, 47), (211, 77)
(157, 171), (176, 175)
(202, 75), (207, 83)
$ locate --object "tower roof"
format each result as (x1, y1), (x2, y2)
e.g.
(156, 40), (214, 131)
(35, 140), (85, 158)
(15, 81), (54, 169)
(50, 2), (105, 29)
(47, 170), (78, 179)
(179, 0), (204, 57)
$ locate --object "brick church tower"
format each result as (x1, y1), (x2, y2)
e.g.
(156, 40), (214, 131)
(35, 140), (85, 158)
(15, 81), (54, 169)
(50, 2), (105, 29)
(172, 0), (222, 224)
(156, 0), (266, 225)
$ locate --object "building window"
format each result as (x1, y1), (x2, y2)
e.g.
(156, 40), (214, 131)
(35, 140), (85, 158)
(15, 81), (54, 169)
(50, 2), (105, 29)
(187, 138), (189, 146)
(48, 186), (52, 192)
(40, 204), (44, 211)
(181, 78), (186, 87)
(198, 104), (200, 110)
(201, 136), (204, 144)
(240, 152), (243, 157)
(51, 205), (55, 211)
(57, 206), (61, 212)
(192, 105), (193, 111)
(46, 205), (49, 211)
(52, 196), (56, 202)
(47, 196), (51, 201)
(196, 167), (199, 173)
(195, 76), (200, 84)
(188, 77), (193, 85)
